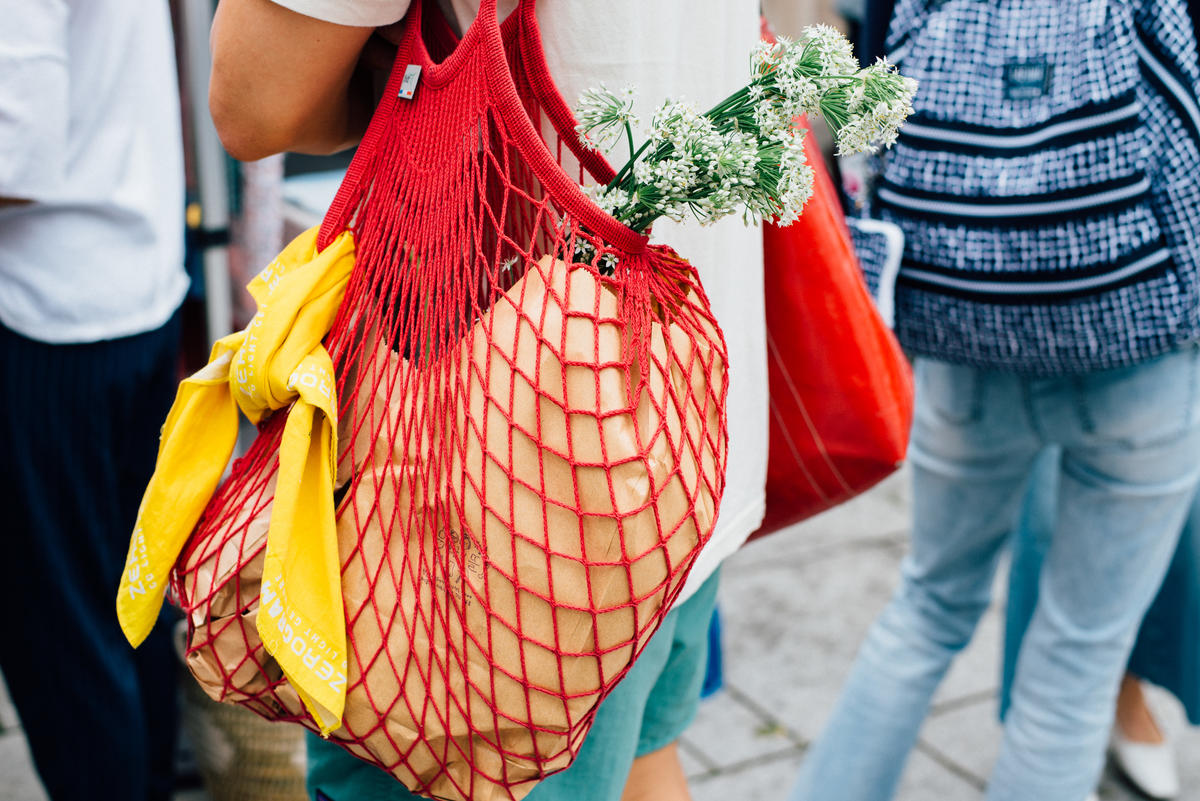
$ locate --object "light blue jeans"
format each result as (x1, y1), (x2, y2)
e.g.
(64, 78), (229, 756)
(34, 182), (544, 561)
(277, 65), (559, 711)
(790, 347), (1200, 801)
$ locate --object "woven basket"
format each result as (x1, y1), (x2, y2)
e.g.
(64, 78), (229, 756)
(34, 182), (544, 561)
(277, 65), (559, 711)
(179, 674), (308, 801)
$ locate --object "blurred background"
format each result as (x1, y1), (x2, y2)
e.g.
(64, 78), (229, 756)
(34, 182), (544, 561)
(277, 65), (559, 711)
(2, 2), (1196, 801)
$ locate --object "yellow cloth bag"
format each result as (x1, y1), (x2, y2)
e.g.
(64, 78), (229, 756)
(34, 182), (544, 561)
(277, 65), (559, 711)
(117, 226), (356, 734)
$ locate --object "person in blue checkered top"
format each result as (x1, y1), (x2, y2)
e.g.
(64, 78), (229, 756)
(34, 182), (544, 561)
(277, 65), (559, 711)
(790, 2), (1200, 801)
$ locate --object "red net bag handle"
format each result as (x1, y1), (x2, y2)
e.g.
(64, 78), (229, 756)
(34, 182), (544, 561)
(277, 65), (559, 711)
(511, 0), (617, 185)
(317, 2), (427, 251)
(473, 0), (649, 253)
(320, 0), (648, 256)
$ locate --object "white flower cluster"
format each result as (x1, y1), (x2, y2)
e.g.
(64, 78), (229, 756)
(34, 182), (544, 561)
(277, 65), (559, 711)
(752, 30), (917, 157)
(634, 100), (733, 224)
(599, 98), (812, 227)
(771, 135), (817, 226)
(584, 183), (632, 217)
(836, 58), (918, 153)
(573, 25), (915, 233)
(574, 84), (639, 153)
(804, 25), (860, 77)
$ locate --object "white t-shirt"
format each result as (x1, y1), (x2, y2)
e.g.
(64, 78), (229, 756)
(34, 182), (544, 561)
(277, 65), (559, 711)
(0, 0), (187, 344)
(272, 0), (768, 603)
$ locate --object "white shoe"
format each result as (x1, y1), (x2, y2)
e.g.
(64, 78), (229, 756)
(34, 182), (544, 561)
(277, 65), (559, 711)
(1109, 726), (1181, 799)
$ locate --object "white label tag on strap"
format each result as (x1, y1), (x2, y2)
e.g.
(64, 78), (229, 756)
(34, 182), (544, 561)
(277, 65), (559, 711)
(398, 64), (422, 100)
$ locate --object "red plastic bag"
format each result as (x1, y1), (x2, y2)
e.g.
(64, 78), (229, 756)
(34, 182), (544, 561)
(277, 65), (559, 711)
(750, 123), (913, 539)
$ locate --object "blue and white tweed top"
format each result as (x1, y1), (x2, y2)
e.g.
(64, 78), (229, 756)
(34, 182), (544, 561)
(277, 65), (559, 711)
(874, 0), (1200, 374)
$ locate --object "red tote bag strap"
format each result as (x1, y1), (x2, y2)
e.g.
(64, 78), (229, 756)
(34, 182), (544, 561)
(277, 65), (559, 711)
(512, 0), (617, 184)
(320, 0), (640, 253)
(750, 117), (913, 540)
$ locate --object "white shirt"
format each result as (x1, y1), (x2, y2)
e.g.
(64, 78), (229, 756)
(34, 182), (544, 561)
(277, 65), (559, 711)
(0, 0), (188, 343)
(272, 0), (768, 603)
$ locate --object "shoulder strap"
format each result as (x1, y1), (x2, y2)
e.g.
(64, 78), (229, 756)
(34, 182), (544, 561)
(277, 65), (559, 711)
(514, 0), (618, 183)
(318, 2), (424, 250)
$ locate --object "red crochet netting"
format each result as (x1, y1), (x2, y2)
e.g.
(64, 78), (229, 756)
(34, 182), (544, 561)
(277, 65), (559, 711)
(173, 2), (728, 799)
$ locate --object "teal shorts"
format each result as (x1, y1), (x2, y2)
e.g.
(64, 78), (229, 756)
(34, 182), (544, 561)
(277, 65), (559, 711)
(308, 568), (721, 801)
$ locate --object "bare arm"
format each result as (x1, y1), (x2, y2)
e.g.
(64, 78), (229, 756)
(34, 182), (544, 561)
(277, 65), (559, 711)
(209, 0), (380, 160)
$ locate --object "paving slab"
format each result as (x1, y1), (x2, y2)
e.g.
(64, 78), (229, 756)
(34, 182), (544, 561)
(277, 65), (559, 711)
(919, 696), (1003, 786)
(895, 747), (985, 800)
(690, 745), (985, 801)
(683, 685), (801, 771)
(718, 536), (906, 743)
(730, 471), (910, 575)
(0, 733), (46, 801)
(690, 747), (805, 801)
(678, 737), (720, 778)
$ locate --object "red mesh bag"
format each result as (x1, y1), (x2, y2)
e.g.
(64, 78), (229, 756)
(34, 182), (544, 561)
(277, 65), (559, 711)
(174, 2), (728, 799)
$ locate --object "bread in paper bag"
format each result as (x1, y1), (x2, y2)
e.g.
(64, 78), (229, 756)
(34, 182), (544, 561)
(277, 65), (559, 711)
(180, 255), (725, 801)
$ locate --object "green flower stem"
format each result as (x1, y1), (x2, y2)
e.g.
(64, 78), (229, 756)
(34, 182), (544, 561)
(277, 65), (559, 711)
(608, 139), (652, 194)
(607, 84), (752, 195)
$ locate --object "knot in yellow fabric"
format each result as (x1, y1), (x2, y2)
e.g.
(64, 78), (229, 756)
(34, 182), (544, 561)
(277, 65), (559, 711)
(117, 227), (356, 734)
(229, 230), (349, 424)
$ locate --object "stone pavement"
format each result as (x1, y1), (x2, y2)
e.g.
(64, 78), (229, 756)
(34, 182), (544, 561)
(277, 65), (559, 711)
(1, 469), (1196, 801)
(682, 469), (1200, 801)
